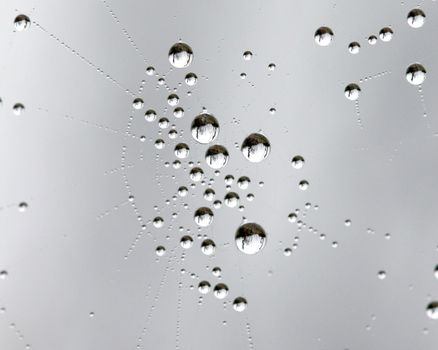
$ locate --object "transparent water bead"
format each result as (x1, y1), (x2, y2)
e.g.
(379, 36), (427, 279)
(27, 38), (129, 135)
(241, 133), (270, 163)
(406, 63), (426, 85)
(205, 145), (229, 169)
(194, 207), (214, 227)
(14, 15), (30, 31)
(407, 9), (425, 28)
(168, 42), (193, 68)
(344, 83), (361, 101)
(191, 113), (219, 144)
(233, 297), (247, 312)
(235, 223), (267, 255)
(314, 27), (334, 46)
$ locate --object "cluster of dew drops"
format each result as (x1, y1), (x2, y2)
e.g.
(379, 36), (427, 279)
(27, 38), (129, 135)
(5, 9), (438, 321)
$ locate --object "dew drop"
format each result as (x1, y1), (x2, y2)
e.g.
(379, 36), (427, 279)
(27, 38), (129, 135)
(368, 35), (377, 45)
(379, 27), (393, 42)
(406, 63), (426, 85)
(291, 155), (305, 169)
(13, 103), (25, 116)
(185, 73), (198, 86)
(14, 15), (30, 31)
(155, 246), (166, 256)
(314, 27), (334, 46)
(205, 145), (229, 169)
(237, 176), (251, 190)
(198, 281), (211, 294)
(348, 42), (360, 54)
(191, 113), (220, 144)
(407, 9), (426, 28)
(145, 109), (157, 122)
(213, 283), (229, 299)
(243, 51), (253, 61)
(241, 133), (270, 163)
(224, 192), (240, 208)
(201, 239), (216, 255)
(194, 207), (214, 227)
(426, 302), (438, 320)
(233, 297), (247, 312)
(174, 143), (190, 159)
(344, 83), (361, 101)
(235, 223), (267, 255)
(168, 42), (193, 68)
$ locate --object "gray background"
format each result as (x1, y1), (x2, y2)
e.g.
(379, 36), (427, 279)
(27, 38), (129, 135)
(0, 0), (438, 349)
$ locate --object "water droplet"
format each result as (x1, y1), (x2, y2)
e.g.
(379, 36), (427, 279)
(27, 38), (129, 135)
(224, 192), (240, 208)
(198, 281), (211, 294)
(18, 202), (28, 212)
(298, 180), (309, 191)
(268, 63), (276, 71)
(153, 217), (164, 228)
(201, 239), (216, 255)
(173, 107), (184, 118)
(288, 213), (297, 223)
(377, 270), (386, 280)
(14, 15), (30, 31)
(158, 117), (170, 129)
(291, 155), (305, 169)
(213, 283), (229, 299)
(174, 143), (190, 159)
(168, 42), (193, 68)
(235, 223), (267, 255)
(145, 109), (157, 122)
(237, 176), (250, 190)
(204, 188), (215, 201)
(348, 42), (360, 54)
(243, 51), (253, 61)
(233, 297), (247, 311)
(205, 145), (229, 169)
(155, 139), (165, 149)
(133, 98), (144, 110)
(379, 27), (393, 42)
(190, 167), (204, 182)
(284, 248), (292, 256)
(314, 27), (334, 46)
(191, 113), (219, 144)
(241, 133), (270, 163)
(368, 35), (377, 45)
(194, 207), (214, 227)
(406, 63), (426, 85)
(0, 271), (8, 280)
(146, 66), (155, 75)
(178, 186), (188, 197)
(13, 103), (25, 116)
(426, 302), (438, 320)
(212, 267), (221, 277)
(167, 94), (179, 106)
(185, 73), (198, 86)
(155, 246), (166, 256)
(434, 265), (438, 279)
(344, 83), (361, 101)
(407, 9), (426, 28)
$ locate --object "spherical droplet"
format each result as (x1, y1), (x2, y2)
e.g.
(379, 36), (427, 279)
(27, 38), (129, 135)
(377, 270), (386, 280)
(426, 302), (438, 320)
(379, 27), (393, 42)
(213, 283), (229, 299)
(14, 15), (30, 31)
(167, 94), (179, 106)
(348, 42), (360, 55)
(190, 167), (204, 182)
(291, 155), (305, 169)
(204, 188), (215, 201)
(198, 281), (211, 294)
(314, 27), (334, 46)
(241, 133), (270, 163)
(145, 109), (157, 122)
(173, 107), (184, 119)
(185, 73), (198, 86)
(235, 223), (267, 255)
(243, 51), (253, 61)
(168, 42), (193, 68)
(0, 270), (8, 280)
(344, 83), (361, 101)
(174, 143), (190, 159)
(18, 202), (28, 212)
(368, 35), (377, 45)
(153, 217), (164, 228)
(13, 103), (25, 116)
(155, 246), (166, 256)
(180, 235), (193, 249)
(201, 239), (216, 255)
(233, 297), (247, 312)
(224, 192), (240, 208)
(133, 98), (144, 110)
(407, 9), (426, 29)
(212, 267), (221, 277)
(205, 145), (229, 169)
(406, 63), (426, 85)
(178, 186), (188, 197)
(194, 207), (214, 227)
(237, 176), (251, 190)
(146, 66), (155, 75)
(299, 180), (309, 191)
(191, 113), (219, 144)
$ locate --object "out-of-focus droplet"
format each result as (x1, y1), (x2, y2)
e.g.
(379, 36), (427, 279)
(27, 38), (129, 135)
(13, 103), (25, 116)
(379, 27), (393, 42)
(213, 283), (229, 299)
(18, 202), (28, 212)
(180, 235), (193, 249)
(224, 192), (240, 208)
(201, 239), (216, 255)
(241, 133), (270, 163)
(155, 246), (166, 256)
(406, 63), (426, 85)
(194, 207), (214, 227)
(191, 113), (219, 144)
(377, 271), (387, 280)
(314, 27), (334, 46)
(291, 155), (305, 169)
(299, 180), (309, 190)
(185, 73), (198, 86)
(243, 51), (253, 61)
(146, 66), (155, 75)
(14, 15), (30, 31)
(233, 297), (247, 311)
(284, 248), (292, 256)
(205, 145), (229, 169)
(348, 42), (360, 54)
(145, 109), (157, 122)
(0, 270), (8, 280)
(212, 267), (221, 277)
(426, 302), (438, 320)
(407, 9), (426, 28)
(168, 42), (193, 68)
(344, 83), (361, 100)
(198, 281), (211, 294)
(133, 98), (144, 110)
(174, 143), (190, 159)
(288, 213), (297, 223)
(235, 223), (267, 255)
(434, 265), (438, 279)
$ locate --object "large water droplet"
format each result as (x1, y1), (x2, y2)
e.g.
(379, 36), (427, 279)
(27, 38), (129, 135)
(133, 98), (144, 110)
(407, 9), (425, 28)
(180, 235), (193, 249)
(233, 297), (247, 312)
(241, 133), (270, 163)
(168, 42), (193, 68)
(379, 27), (393, 42)
(314, 27), (334, 46)
(235, 223), (267, 255)
(406, 63), (426, 85)
(14, 15), (30, 31)
(344, 83), (361, 101)
(198, 281), (211, 294)
(191, 113), (219, 144)
(205, 145), (229, 169)
(194, 207), (214, 227)
(185, 73), (198, 86)
(213, 283), (229, 299)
